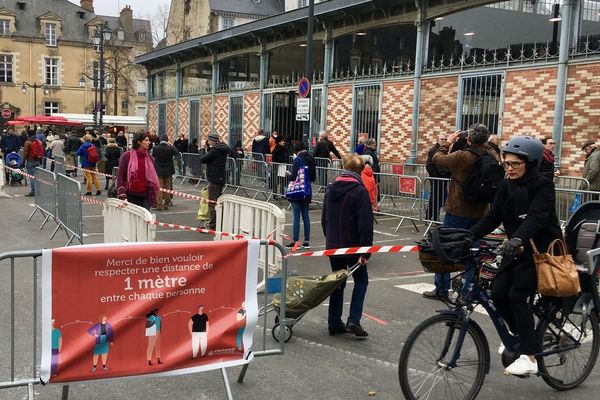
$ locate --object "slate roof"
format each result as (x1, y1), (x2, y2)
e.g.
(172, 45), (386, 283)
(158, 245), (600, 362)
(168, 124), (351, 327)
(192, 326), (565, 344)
(208, 0), (284, 17)
(0, 0), (151, 45)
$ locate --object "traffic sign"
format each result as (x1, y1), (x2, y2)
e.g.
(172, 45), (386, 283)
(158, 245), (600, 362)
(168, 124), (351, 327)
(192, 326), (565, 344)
(298, 78), (310, 98)
(296, 98), (310, 121)
(1, 108), (11, 119)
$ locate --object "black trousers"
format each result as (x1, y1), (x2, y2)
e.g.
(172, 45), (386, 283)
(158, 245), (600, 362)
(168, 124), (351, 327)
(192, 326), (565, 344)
(208, 182), (223, 229)
(490, 259), (537, 355)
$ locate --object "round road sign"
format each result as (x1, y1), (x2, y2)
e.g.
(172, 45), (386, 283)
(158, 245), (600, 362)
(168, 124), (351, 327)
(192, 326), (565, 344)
(298, 78), (310, 98)
(1, 108), (11, 119)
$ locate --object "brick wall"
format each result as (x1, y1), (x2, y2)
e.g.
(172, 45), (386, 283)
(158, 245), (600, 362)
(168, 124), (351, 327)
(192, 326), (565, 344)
(418, 76), (459, 162)
(243, 92), (260, 150)
(177, 99), (189, 140)
(380, 80), (413, 162)
(200, 97), (212, 143)
(562, 63), (600, 176)
(166, 100), (177, 140)
(215, 95), (229, 143)
(502, 67), (556, 140)
(148, 103), (158, 133)
(326, 84), (353, 153)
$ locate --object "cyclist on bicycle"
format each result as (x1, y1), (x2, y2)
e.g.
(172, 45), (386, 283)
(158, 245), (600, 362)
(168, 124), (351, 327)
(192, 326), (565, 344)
(469, 135), (562, 376)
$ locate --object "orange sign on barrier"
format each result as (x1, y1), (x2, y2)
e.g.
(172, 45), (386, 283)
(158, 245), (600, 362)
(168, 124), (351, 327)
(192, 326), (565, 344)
(399, 177), (417, 195)
(40, 240), (259, 383)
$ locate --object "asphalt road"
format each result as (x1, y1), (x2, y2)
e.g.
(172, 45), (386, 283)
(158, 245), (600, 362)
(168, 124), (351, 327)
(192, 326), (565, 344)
(0, 177), (598, 400)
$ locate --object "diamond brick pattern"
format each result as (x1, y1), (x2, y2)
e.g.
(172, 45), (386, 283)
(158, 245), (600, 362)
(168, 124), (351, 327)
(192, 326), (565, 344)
(243, 93), (260, 150)
(200, 97), (212, 142)
(327, 85), (353, 153)
(148, 103), (158, 133)
(166, 101), (177, 139)
(215, 96), (229, 142)
(380, 81), (413, 162)
(562, 63), (600, 175)
(418, 76), (459, 162)
(177, 99), (189, 140)
(503, 68), (556, 139)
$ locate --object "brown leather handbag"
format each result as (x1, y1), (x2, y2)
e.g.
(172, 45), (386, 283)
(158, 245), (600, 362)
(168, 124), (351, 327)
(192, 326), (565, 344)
(531, 239), (581, 297)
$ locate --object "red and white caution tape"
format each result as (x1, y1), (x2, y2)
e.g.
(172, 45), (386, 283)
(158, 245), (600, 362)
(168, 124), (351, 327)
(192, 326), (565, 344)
(147, 220), (275, 243)
(3, 165), (54, 186)
(80, 195), (104, 206)
(289, 245), (419, 257)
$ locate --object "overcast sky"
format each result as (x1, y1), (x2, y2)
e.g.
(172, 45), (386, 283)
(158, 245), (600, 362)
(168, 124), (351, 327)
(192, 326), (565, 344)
(69, 0), (171, 18)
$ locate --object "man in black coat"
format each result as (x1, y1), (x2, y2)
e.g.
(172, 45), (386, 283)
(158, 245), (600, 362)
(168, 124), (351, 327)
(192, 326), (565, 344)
(200, 133), (231, 229)
(322, 155), (373, 338)
(314, 131), (342, 160)
(152, 134), (180, 211)
(425, 135), (451, 221)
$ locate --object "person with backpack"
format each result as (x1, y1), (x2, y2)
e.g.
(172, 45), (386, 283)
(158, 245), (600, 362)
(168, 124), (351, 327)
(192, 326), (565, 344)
(424, 123), (501, 302)
(22, 130), (45, 196)
(286, 142), (316, 248)
(469, 136), (562, 376)
(76, 134), (102, 195)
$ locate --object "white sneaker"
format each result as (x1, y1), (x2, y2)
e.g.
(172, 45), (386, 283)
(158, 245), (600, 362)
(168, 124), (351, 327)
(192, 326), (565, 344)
(504, 355), (538, 376)
(498, 343), (505, 355)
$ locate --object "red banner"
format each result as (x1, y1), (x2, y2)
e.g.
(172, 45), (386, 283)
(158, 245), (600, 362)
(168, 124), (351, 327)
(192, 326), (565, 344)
(40, 240), (260, 383)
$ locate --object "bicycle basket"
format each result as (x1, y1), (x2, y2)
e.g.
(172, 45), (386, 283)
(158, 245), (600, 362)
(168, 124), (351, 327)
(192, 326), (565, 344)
(417, 228), (473, 274)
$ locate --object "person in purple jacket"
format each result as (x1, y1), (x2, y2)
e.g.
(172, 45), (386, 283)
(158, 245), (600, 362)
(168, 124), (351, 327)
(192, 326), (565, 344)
(322, 154), (373, 338)
(87, 315), (114, 372)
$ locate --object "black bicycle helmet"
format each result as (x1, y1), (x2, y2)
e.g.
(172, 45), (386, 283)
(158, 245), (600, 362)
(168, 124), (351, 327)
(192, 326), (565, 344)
(502, 135), (544, 166)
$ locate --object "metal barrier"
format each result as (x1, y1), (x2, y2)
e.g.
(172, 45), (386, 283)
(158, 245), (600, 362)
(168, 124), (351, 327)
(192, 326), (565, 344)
(314, 157), (332, 188)
(179, 152), (205, 187)
(248, 152), (265, 162)
(555, 176), (590, 190)
(311, 166), (345, 205)
(28, 167), (59, 231)
(103, 198), (156, 243)
(380, 162), (407, 175)
(555, 187), (600, 226)
(53, 155), (66, 177)
(216, 194), (286, 292)
(50, 174), (83, 246)
(421, 177), (450, 234)
(270, 162), (291, 198)
(226, 157), (240, 188)
(234, 158), (270, 200)
(402, 163), (428, 182)
(330, 159), (343, 170)
(375, 173), (423, 231)
(0, 158), (5, 192)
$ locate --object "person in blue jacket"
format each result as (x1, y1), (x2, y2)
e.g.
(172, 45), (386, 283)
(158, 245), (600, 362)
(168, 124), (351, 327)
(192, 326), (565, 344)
(76, 134), (102, 195)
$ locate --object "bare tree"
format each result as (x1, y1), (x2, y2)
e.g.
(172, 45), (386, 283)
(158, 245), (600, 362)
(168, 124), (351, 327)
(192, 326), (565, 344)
(146, 3), (170, 45)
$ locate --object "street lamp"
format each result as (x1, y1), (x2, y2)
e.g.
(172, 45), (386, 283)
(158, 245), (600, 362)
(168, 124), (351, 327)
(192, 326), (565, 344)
(91, 24), (112, 131)
(79, 72), (113, 127)
(21, 82), (49, 116)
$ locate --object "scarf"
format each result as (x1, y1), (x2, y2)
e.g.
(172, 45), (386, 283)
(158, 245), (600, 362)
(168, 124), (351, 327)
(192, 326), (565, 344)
(128, 148), (160, 206)
(543, 148), (555, 164)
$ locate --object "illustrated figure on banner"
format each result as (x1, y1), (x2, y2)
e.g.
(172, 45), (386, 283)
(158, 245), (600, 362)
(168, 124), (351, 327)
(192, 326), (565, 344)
(189, 305), (209, 359)
(87, 314), (114, 372)
(51, 319), (62, 377)
(236, 302), (247, 351)
(145, 309), (162, 366)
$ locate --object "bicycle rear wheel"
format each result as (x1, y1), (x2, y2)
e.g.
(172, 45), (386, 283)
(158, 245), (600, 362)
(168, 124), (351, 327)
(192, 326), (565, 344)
(537, 309), (600, 390)
(399, 314), (488, 400)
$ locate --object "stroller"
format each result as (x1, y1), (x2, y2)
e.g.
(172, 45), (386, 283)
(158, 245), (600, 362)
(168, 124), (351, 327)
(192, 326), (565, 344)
(5, 152), (24, 186)
(261, 262), (363, 343)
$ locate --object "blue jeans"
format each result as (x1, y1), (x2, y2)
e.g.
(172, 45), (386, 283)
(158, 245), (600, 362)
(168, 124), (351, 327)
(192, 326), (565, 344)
(25, 161), (39, 194)
(434, 213), (479, 296)
(328, 255), (369, 327)
(291, 201), (310, 242)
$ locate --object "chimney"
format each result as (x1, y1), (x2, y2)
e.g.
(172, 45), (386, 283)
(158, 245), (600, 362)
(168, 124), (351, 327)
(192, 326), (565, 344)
(120, 5), (133, 33)
(80, 0), (94, 13)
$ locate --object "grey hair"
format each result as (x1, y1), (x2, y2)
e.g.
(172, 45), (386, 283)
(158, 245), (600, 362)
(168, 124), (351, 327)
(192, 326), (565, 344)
(468, 123), (490, 145)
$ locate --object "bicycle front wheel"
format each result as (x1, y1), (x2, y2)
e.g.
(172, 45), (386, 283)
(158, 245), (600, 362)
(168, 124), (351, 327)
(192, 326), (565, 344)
(399, 314), (488, 400)
(537, 309), (600, 390)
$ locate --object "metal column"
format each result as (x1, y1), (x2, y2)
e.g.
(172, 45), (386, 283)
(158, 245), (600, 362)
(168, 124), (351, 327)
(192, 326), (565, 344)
(211, 52), (218, 134)
(409, 0), (428, 163)
(259, 42), (268, 129)
(175, 62), (181, 139)
(552, 0), (577, 167)
(320, 27), (333, 136)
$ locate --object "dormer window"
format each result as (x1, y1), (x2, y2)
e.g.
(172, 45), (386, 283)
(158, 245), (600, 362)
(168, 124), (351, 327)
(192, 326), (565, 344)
(0, 19), (9, 35)
(45, 22), (57, 46)
(77, 11), (85, 19)
(137, 31), (146, 41)
(117, 30), (124, 41)
(17, 2), (26, 11)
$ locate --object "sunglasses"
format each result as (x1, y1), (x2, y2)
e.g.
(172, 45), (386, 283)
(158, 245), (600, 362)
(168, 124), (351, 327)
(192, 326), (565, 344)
(502, 161), (525, 169)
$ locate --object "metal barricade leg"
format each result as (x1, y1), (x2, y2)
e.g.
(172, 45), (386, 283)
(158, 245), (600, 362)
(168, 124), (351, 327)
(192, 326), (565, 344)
(221, 368), (234, 400)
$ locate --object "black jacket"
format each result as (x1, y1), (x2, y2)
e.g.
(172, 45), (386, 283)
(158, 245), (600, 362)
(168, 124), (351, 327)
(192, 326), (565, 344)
(539, 158), (555, 180)
(64, 135), (82, 154)
(471, 171), (562, 259)
(288, 151), (316, 203)
(104, 145), (122, 176)
(321, 172), (374, 257)
(363, 147), (380, 173)
(152, 142), (180, 177)
(174, 138), (189, 154)
(426, 144), (450, 178)
(116, 135), (127, 149)
(200, 141), (230, 185)
(251, 135), (269, 156)
(314, 138), (341, 159)
(271, 145), (289, 164)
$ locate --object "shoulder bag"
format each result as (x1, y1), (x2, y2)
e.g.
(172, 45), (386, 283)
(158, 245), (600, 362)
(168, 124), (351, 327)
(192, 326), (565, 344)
(531, 239), (581, 297)
(285, 157), (311, 201)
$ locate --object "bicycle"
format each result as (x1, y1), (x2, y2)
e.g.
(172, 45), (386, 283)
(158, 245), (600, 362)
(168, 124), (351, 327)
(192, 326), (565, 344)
(398, 243), (600, 400)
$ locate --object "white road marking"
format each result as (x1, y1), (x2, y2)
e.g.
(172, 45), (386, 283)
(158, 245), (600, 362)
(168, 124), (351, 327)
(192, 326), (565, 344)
(373, 230), (398, 237)
(395, 283), (488, 315)
(83, 215), (103, 218)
